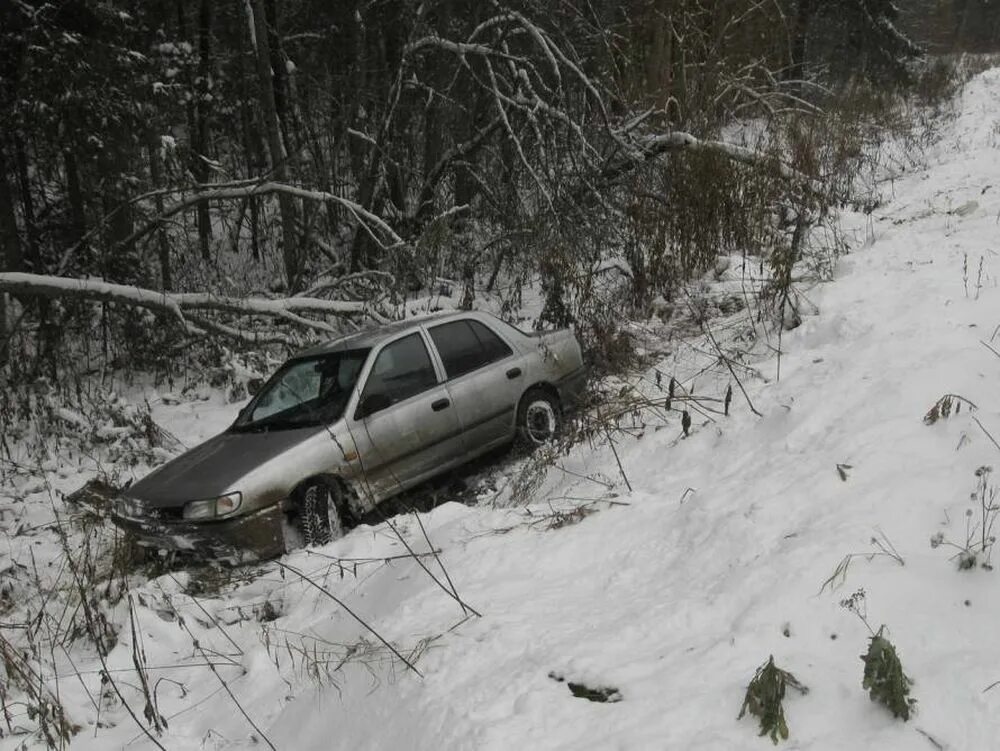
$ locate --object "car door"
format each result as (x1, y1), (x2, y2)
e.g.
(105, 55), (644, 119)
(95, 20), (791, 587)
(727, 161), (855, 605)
(427, 318), (525, 449)
(346, 332), (462, 500)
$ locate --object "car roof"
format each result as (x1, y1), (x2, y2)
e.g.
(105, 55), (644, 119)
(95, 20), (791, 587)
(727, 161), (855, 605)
(293, 310), (474, 358)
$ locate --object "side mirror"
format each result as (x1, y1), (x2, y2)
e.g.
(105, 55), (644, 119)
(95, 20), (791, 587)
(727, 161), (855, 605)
(357, 392), (392, 419)
(246, 377), (264, 396)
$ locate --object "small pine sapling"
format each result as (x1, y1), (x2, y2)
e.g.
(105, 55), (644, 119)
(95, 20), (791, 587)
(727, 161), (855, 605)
(841, 589), (916, 721)
(861, 627), (916, 721)
(738, 655), (808, 744)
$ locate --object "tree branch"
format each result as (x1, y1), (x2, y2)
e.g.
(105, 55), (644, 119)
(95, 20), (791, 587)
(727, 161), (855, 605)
(636, 131), (816, 185)
(121, 182), (406, 254)
(0, 273), (384, 345)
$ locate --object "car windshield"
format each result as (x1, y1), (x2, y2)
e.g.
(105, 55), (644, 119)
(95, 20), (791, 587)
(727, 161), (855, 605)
(232, 349), (370, 432)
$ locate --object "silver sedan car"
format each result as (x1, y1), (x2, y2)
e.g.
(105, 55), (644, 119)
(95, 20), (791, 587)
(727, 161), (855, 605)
(113, 311), (586, 559)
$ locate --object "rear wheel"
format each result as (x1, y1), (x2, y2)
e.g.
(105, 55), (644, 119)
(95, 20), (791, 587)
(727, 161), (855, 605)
(296, 481), (346, 546)
(516, 388), (562, 448)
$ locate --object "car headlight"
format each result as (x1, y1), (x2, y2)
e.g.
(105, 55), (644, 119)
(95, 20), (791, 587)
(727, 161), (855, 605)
(115, 496), (147, 519)
(183, 492), (242, 521)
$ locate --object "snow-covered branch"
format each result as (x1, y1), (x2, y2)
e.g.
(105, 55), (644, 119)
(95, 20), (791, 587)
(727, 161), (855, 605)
(637, 132), (818, 188)
(860, 1), (924, 59)
(404, 36), (521, 61)
(0, 273), (386, 346)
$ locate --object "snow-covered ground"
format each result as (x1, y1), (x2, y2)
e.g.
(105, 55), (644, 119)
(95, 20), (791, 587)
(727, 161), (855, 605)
(7, 68), (1000, 750)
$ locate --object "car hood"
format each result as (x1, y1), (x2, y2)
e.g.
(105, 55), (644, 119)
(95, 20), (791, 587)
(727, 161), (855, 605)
(127, 426), (324, 508)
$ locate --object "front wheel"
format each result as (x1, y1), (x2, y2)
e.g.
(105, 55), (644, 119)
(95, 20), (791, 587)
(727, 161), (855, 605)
(516, 388), (562, 448)
(296, 481), (346, 547)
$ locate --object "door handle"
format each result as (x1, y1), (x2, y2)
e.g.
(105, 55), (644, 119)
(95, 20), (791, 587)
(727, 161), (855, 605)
(431, 398), (451, 411)
(506, 367), (522, 379)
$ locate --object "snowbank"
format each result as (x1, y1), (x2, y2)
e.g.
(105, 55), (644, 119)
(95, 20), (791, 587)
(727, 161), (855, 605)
(7, 67), (1000, 751)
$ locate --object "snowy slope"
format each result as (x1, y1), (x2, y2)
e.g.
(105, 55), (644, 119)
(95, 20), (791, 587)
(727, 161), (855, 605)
(8, 69), (1000, 751)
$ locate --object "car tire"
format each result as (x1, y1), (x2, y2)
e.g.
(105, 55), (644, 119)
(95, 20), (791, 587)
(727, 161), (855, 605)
(297, 481), (346, 547)
(516, 388), (562, 448)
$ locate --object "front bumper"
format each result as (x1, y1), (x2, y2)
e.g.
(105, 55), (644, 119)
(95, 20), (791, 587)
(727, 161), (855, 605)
(110, 503), (286, 562)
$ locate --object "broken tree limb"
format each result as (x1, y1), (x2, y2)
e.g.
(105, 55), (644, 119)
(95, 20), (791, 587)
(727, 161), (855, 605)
(0, 273), (386, 346)
(577, 128), (825, 212)
(636, 131), (818, 188)
(0, 273), (191, 324)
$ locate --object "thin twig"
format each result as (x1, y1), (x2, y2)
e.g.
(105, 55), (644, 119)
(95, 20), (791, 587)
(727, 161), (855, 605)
(53, 513), (165, 750)
(602, 424), (633, 492)
(302, 548), (442, 565)
(915, 727), (946, 750)
(973, 416), (1000, 453)
(379, 516), (482, 619)
(166, 573), (244, 656)
(696, 309), (763, 417)
(412, 512), (477, 619)
(273, 560), (422, 676)
(175, 615), (277, 750)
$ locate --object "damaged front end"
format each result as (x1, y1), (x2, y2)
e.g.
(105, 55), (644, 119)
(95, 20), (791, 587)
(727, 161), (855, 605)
(69, 481), (287, 563)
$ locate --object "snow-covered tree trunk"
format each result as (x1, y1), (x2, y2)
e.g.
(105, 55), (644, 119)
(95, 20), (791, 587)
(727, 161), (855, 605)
(194, 0), (214, 261)
(790, 0), (816, 85)
(146, 135), (173, 291)
(246, 0), (300, 290)
(63, 150), (88, 269)
(0, 147), (21, 365)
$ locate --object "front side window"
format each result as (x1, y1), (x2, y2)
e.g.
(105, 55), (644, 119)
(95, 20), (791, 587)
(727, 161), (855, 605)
(361, 333), (438, 407)
(233, 349), (370, 431)
(430, 320), (512, 379)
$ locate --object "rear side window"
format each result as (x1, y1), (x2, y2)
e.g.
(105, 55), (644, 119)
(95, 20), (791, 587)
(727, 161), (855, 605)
(430, 320), (513, 379)
(362, 334), (438, 404)
(469, 320), (513, 362)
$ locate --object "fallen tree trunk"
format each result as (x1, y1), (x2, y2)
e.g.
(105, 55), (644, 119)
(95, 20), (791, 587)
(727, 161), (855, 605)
(0, 272), (385, 347)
